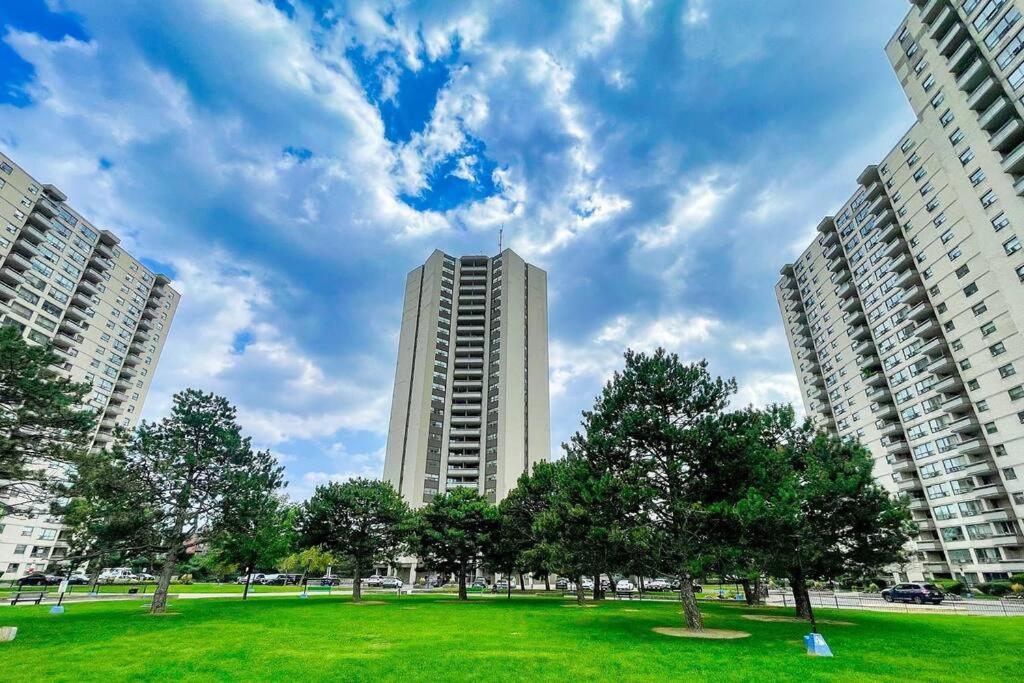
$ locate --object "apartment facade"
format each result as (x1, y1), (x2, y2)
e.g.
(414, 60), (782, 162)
(384, 249), (550, 510)
(777, 0), (1024, 584)
(0, 152), (179, 580)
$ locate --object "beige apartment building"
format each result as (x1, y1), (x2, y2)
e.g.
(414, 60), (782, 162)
(384, 248), (550, 510)
(0, 152), (179, 580)
(778, 0), (1024, 585)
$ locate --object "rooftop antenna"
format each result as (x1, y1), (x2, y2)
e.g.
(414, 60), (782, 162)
(498, 223), (504, 255)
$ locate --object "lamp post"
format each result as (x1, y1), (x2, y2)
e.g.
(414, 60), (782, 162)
(956, 560), (973, 599)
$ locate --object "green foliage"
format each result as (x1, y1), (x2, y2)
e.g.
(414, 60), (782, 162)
(178, 573), (193, 585)
(977, 581), (1013, 597)
(113, 389), (277, 613)
(0, 324), (96, 513)
(935, 579), (966, 596)
(296, 478), (411, 600)
(408, 487), (498, 599)
(280, 546), (336, 576)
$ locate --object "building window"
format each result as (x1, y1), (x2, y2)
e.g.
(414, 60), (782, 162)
(1004, 235), (1021, 255)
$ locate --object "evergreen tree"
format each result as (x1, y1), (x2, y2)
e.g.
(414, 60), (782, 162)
(0, 325), (95, 514)
(408, 487), (498, 600)
(296, 478), (411, 602)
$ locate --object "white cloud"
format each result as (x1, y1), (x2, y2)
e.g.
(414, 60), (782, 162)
(684, 0), (710, 26)
(637, 173), (734, 248)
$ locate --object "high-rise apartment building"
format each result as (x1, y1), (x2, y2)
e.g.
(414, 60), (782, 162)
(777, 0), (1024, 585)
(0, 152), (179, 579)
(384, 249), (550, 508)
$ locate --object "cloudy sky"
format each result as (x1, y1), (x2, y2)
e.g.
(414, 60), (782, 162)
(1, 0), (915, 499)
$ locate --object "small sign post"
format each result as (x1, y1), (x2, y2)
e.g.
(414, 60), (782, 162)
(50, 580), (69, 614)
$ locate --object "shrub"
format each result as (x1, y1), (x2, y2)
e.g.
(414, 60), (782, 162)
(1010, 573), (1024, 585)
(866, 583), (880, 593)
(1011, 583), (1023, 596)
(977, 581), (1013, 597)
(178, 573), (194, 585)
(935, 579), (966, 595)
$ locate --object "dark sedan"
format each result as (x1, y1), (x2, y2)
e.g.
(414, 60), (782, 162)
(17, 574), (62, 587)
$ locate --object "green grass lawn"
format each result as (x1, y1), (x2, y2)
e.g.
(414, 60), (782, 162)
(1, 593), (1019, 682)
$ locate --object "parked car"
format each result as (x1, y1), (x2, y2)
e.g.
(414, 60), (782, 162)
(319, 575), (343, 586)
(263, 574), (300, 586)
(17, 573), (62, 587)
(67, 575), (90, 585)
(136, 572), (156, 581)
(381, 577), (403, 589)
(493, 579), (513, 592)
(235, 573), (266, 585)
(363, 575), (385, 587)
(615, 580), (636, 593)
(98, 568), (137, 582)
(646, 578), (670, 591)
(581, 578), (595, 590)
(471, 578), (489, 589)
(555, 578), (570, 590)
(881, 583), (945, 604)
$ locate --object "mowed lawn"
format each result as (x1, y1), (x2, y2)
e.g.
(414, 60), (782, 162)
(1, 594), (1020, 682)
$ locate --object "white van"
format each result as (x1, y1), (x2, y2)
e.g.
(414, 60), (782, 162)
(99, 568), (137, 582)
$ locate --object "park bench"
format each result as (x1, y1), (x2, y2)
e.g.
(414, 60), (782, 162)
(614, 590), (639, 601)
(10, 590), (47, 605)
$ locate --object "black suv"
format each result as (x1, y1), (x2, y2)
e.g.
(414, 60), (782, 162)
(881, 583), (945, 604)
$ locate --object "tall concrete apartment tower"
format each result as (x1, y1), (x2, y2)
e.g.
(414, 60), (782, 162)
(0, 152), (179, 579)
(384, 249), (550, 507)
(777, 0), (1024, 585)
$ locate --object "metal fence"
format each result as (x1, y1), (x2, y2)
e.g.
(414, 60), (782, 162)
(765, 590), (1024, 617)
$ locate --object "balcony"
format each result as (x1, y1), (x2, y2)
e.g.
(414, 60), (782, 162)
(1016, 176), (1024, 196)
(849, 325), (870, 342)
(855, 338), (874, 356)
(967, 76), (1000, 111)
(833, 267), (852, 285)
(936, 22), (965, 56)
(26, 211), (53, 231)
(928, 4), (954, 39)
(875, 210), (897, 237)
(95, 242), (115, 260)
(866, 194), (886, 218)
(948, 38), (975, 73)
(932, 374), (963, 393)
(4, 252), (31, 271)
(955, 56), (987, 92)
(823, 243), (841, 261)
(446, 467), (479, 478)
(990, 117), (1024, 153)
(76, 279), (99, 296)
(835, 281), (854, 300)
(893, 266), (920, 289)
(63, 305), (89, 322)
(889, 252), (911, 273)
(958, 437), (989, 455)
(872, 401), (897, 418)
(827, 257), (844, 273)
(1001, 138), (1024, 174)
(895, 475), (922, 493)
(0, 266), (26, 287)
(863, 370), (887, 388)
(907, 301), (931, 321)
(927, 354), (954, 374)
(868, 385), (891, 403)
(914, 318), (940, 339)
(949, 415), (980, 435)
(885, 439), (910, 456)
(19, 225), (45, 244)
(11, 240), (39, 259)
(33, 198), (57, 218)
(919, 336), (946, 357)
(979, 96), (1011, 132)
(882, 238), (907, 259)
(903, 284), (927, 305)
(846, 308), (865, 326)
(449, 428), (481, 438)
(942, 393), (971, 414)
(0, 281), (17, 300)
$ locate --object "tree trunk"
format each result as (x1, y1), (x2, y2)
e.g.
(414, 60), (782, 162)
(518, 573), (525, 591)
(88, 566), (101, 595)
(543, 574), (550, 591)
(507, 575), (512, 599)
(150, 550), (178, 614)
(790, 567), (815, 625)
(575, 574), (584, 605)
(352, 561), (362, 603)
(242, 566), (252, 601)
(680, 575), (704, 631)
(639, 576), (645, 592)
(740, 578), (755, 606)
(458, 567), (467, 600)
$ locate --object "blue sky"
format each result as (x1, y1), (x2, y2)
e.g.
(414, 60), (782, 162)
(0, 0), (915, 499)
